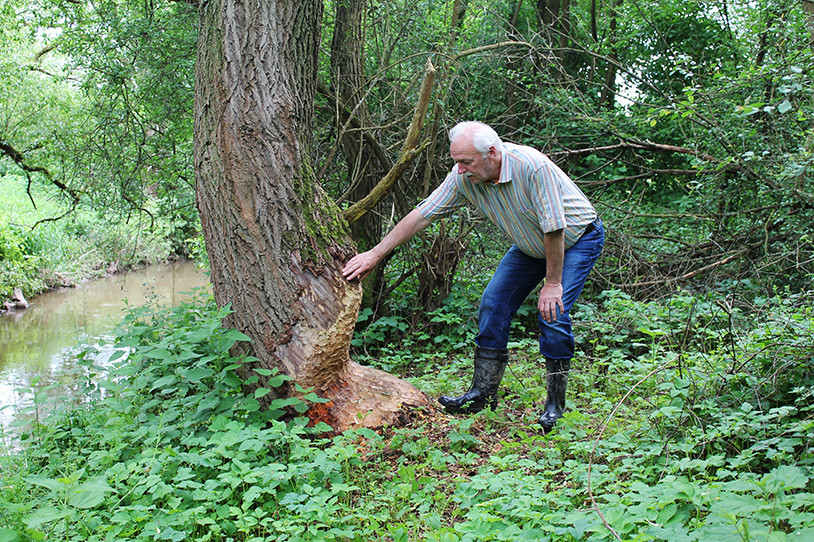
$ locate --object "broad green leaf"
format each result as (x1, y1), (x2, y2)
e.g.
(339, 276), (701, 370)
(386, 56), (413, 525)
(151, 375), (177, 390)
(25, 476), (65, 492)
(764, 465), (808, 492)
(24, 506), (71, 529)
(68, 481), (112, 509)
(144, 348), (172, 360)
(225, 329), (252, 343)
(302, 392), (328, 404)
(268, 374), (292, 387)
(180, 367), (214, 382)
(255, 387), (272, 399)
(710, 493), (763, 516)
(176, 349), (199, 362)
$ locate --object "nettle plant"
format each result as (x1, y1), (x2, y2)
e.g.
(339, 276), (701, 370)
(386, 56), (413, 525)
(1, 294), (378, 541)
(3, 288), (813, 541)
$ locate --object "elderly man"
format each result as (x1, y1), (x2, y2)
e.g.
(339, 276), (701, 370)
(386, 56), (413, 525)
(342, 121), (603, 432)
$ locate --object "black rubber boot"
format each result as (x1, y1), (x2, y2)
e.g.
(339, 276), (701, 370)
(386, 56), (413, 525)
(438, 347), (509, 414)
(539, 358), (571, 433)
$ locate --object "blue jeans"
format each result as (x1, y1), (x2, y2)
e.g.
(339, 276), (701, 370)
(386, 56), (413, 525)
(475, 221), (604, 360)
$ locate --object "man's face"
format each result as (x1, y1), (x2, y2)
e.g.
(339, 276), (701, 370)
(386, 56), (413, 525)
(450, 138), (500, 184)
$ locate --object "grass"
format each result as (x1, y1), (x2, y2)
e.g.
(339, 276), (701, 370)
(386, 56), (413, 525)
(1, 284), (812, 541)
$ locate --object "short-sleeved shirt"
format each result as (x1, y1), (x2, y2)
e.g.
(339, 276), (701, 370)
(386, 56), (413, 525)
(416, 142), (597, 259)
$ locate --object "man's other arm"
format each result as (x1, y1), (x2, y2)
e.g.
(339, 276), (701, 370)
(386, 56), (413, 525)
(538, 229), (565, 322)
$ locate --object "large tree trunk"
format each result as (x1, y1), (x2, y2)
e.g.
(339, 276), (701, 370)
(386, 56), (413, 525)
(193, 0), (429, 430)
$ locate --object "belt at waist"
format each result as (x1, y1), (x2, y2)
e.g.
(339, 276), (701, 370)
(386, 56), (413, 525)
(579, 217), (601, 239)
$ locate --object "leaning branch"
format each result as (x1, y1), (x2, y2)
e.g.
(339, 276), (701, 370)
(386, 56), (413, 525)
(343, 59), (436, 226)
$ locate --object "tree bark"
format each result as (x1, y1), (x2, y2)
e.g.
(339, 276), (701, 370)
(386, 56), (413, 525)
(194, 0), (428, 431)
(600, 0), (623, 109)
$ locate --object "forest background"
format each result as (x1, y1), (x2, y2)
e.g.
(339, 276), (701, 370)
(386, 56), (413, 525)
(1, 0), (814, 540)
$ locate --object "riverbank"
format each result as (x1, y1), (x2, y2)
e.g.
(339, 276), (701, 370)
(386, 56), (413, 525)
(0, 260), (210, 438)
(0, 255), (191, 314)
(0, 174), (200, 311)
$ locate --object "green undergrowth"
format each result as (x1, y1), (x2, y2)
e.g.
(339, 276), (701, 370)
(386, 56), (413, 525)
(1, 287), (813, 541)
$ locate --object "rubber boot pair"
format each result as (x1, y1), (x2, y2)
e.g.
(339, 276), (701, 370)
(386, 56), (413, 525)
(438, 347), (508, 414)
(539, 358), (570, 433)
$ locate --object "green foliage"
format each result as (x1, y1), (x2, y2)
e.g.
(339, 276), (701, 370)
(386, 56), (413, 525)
(1, 0), (199, 263)
(619, 0), (741, 97)
(0, 224), (26, 263)
(351, 279), (480, 375)
(3, 289), (814, 540)
(1, 0), (814, 537)
(1, 294), (349, 541)
(0, 175), (176, 299)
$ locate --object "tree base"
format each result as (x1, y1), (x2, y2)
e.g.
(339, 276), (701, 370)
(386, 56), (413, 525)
(308, 359), (430, 431)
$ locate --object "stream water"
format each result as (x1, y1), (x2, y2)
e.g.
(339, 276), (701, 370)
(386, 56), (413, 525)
(0, 260), (210, 436)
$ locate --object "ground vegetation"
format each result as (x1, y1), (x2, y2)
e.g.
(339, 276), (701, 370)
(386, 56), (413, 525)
(0, 0), (812, 538)
(1, 284), (812, 540)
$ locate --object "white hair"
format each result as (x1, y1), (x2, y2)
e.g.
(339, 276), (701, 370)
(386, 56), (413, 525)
(449, 121), (503, 156)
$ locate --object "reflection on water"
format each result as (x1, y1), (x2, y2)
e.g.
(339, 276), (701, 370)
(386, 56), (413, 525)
(0, 261), (210, 434)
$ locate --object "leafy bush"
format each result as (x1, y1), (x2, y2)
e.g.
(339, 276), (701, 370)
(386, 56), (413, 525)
(0, 224), (25, 263)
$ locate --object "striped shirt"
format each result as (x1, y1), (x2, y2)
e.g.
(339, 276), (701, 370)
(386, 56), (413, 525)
(416, 142), (597, 259)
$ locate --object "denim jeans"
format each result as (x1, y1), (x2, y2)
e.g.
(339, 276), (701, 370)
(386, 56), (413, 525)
(475, 221), (604, 360)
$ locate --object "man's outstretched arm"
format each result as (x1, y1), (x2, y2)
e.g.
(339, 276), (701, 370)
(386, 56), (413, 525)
(342, 209), (431, 281)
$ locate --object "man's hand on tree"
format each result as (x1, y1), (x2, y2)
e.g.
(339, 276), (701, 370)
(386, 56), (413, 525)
(538, 282), (564, 323)
(342, 250), (382, 281)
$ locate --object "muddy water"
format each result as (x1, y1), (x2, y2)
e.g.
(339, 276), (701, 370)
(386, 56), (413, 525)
(0, 261), (210, 434)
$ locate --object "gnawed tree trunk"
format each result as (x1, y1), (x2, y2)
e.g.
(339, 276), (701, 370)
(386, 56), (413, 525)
(193, 0), (428, 430)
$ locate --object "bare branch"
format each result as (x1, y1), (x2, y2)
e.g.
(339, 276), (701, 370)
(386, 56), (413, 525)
(316, 80), (393, 173)
(343, 59), (436, 226)
(35, 42), (58, 60)
(550, 136), (766, 186)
